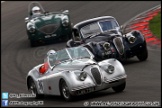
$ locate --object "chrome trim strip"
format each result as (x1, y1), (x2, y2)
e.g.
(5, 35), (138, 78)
(71, 84), (95, 91)
(97, 21), (103, 33)
(104, 75), (127, 83)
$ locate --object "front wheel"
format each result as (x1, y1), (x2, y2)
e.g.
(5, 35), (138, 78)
(136, 46), (148, 61)
(60, 80), (73, 101)
(28, 78), (44, 99)
(112, 81), (126, 92)
(30, 40), (40, 47)
(30, 40), (36, 47)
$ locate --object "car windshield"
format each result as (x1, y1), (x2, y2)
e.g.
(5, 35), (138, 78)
(67, 47), (91, 59)
(80, 19), (119, 38)
(48, 49), (70, 67)
(47, 47), (91, 67)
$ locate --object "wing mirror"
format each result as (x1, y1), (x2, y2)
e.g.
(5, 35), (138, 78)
(62, 10), (69, 14)
(25, 17), (29, 23)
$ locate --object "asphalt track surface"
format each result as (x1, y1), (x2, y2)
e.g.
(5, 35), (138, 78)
(1, 1), (161, 107)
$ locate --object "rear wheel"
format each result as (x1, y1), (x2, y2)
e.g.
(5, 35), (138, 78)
(112, 81), (126, 92)
(60, 80), (73, 101)
(136, 46), (148, 61)
(28, 78), (44, 99)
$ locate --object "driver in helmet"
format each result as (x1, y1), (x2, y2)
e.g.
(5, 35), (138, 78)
(31, 6), (42, 18)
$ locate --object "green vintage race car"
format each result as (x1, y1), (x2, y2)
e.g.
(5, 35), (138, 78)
(25, 2), (72, 47)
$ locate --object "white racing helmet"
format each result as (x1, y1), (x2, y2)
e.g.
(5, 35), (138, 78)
(32, 6), (41, 16)
(47, 50), (56, 56)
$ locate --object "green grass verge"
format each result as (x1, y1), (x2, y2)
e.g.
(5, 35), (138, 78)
(149, 12), (161, 39)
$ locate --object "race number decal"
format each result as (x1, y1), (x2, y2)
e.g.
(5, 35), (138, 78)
(38, 80), (44, 93)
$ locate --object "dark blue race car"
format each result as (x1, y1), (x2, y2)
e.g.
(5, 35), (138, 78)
(66, 16), (148, 61)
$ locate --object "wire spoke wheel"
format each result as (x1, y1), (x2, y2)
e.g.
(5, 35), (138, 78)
(62, 82), (70, 99)
(28, 78), (44, 99)
(60, 80), (73, 101)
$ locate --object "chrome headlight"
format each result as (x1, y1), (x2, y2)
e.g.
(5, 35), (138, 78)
(103, 42), (110, 50)
(62, 17), (69, 26)
(78, 72), (87, 81)
(107, 65), (114, 74)
(28, 25), (35, 33)
(127, 35), (136, 44)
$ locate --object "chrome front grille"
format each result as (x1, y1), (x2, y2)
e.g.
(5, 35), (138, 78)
(113, 37), (124, 55)
(39, 24), (59, 34)
(91, 67), (101, 85)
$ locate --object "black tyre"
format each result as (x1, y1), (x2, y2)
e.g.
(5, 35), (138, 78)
(28, 78), (44, 99)
(112, 81), (126, 92)
(136, 47), (148, 61)
(30, 40), (36, 47)
(60, 80), (73, 101)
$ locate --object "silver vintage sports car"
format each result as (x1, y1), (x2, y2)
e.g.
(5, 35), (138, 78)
(26, 46), (127, 101)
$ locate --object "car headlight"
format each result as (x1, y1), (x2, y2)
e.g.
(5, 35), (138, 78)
(127, 35), (136, 44)
(28, 25), (36, 33)
(78, 72), (87, 81)
(62, 15), (69, 27)
(62, 18), (69, 26)
(103, 42), (110, 50)
(107, 65), (114, 74)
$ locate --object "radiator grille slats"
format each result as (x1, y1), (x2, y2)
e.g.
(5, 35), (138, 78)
(113, 37), (124, 55)
(91, 68), (101, 85)
(39, 24), (59, 34)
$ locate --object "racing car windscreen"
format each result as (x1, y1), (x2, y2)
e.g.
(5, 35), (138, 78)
(99, 20), (119, 32)
(81, 22), (101, 38)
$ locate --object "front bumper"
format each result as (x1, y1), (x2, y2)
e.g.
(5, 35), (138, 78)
(70, 75), (127, 96)
(28, 27), (72, 42)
